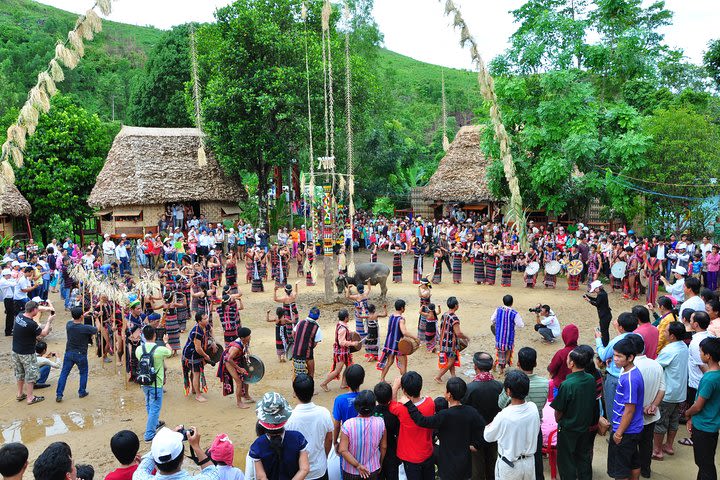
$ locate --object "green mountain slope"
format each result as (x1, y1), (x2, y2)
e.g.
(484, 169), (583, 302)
(0, 0), (164, 121)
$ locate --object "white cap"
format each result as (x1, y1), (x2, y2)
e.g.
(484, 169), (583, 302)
(121, 233), (127, 238)
(590, 280), (603, 292)
(151, 427), (184, 463)
(11, 261), (19, 267)
(104, 233), (110, 238)
(1, 269), (11, 276)
(676, 242), (687, 250)
(19, 262), (28, 268)
(31, 296), (42, 302)
(671, 266), (687, 275)
(17, 251), (24, 256)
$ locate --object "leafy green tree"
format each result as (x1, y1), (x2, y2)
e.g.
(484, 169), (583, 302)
(704, 39), (720, 90)
(127, 24), (194, 127)
(12, 95), (119, 242)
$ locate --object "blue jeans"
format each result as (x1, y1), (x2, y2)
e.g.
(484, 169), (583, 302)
(119, 257), (131, 275)
(603, 374), (619, 419)
(56, 351), (89, 398)
(61, 286), (72, 308)
(38, 365), (51, 384)
(142, 386), (164, 441)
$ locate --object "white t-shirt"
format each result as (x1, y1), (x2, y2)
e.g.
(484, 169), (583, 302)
(484, 401), (539, 460)
(540, 314), (562, 338)
(13, 276), (32, 300)
(680, 295), (706, 320)
(688, 331), (710, 389)
(285, 403), (334, 480)
(634, 355), (666, 425)
(217, 465), (244, 480)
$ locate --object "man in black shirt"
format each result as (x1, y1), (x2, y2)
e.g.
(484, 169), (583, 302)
(404, 377), (484, 480)
(585, 280), (612, 345)
(374, 381), (400, 480)
(462, 352), (503, 480)
(56, 306), (98, 403)
(12, 300), (54, 405)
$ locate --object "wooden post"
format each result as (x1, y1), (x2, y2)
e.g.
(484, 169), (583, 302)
(323, 255), (334, 303)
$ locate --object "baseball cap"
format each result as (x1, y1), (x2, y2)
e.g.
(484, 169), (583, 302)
(151, 427), (184, 463)
(671, 266), (687, 275)
(676, 242), (687, 250)
(208, 433), (235, 465)
(1, 269), (10, 276)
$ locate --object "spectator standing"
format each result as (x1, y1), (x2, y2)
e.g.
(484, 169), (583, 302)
(686, 311), (711, 438)
(338, 390), (387, 480)
(596, 312), (639, 417)
(373, 382), (400, 480)
(105, 430), (140, 480)
(685, 337), (720, 480)
(13, 267), (38, 314)
(12, 300), (53, 405)
(633, 305), (659, 360)
(0, 268), (16, 336)
(483, 370), (540, 480)
(550, 347), (597, 480)
(56, 307), (98, 403)
(135, 325), (172, 442)
(653, 322), (689, 461)
(286, 374), (334, 480)
(102, 234), (116, 265)
(0, 442), (28, 480)
(331, 365), (365, 451)
(680, 278), (705, 320)
(462, 352), (503, 480)
(547, 324), (579, 395)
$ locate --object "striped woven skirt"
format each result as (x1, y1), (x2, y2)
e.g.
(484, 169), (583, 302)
(392, 254), (402, 282)
(525, 273), (536, 287)
(567, 274), (580, 290)
(474, 256), (485, 284)
(276, 324), (290, 357)
(412, 255), (422, 284)
(432, 259), (442, 284)
(486, 258), (496, 285)
(501, 257), (512, 286)
(544, 273), (557, 288)
(365, 321), (379, 358)
(251, 276), (264, 292)
(425, 319), (437, 351)
(646, 274), (660, 305)
(165, 313), (181, 351)
(418, 297), (430, 342)
(611, 274), (623, 290)
(452, 255), (462, 283)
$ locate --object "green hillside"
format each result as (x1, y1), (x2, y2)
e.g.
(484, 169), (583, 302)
(0, 0), (164, 122)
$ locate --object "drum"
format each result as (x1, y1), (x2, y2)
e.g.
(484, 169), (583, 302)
(639, 272), (649, 288)
(525, 262), (540, 276)
(545, 260), (561, 275)
(348, 331), (362, 353)
(457, 337), (469, 352)
(567, 259), (583, 276)
(611, 261), (627, 279)
(208, 341), (223, 365)
(397, 337), (420, 355)
(245, 354), (265, 384)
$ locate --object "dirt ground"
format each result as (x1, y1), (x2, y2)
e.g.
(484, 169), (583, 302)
(0, 251), (713, 478)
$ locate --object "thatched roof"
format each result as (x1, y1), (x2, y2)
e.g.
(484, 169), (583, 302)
(0, 183), (32, 217)
(422, 125), (497, 203)
(88, 126), (244, 209)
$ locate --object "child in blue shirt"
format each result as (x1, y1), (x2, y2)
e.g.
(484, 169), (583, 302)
(692, 253), (703, 279)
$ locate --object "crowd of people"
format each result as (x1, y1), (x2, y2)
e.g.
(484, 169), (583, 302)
(3, 212), (720, 480)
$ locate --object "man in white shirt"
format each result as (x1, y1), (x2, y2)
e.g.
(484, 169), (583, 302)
(627, 335), (665, 478)
(1, 268), (17, 336)
(286, 374), (333, 480)
(661, 266), (687, 303)
(533, 304), (561, 343)
(13, 267), (38, 314)
(484, 370), (539, 480)
(115, 234), (131, 276)
(679, 277), (705, 320)
(215, 225), (225, 253)
(688, 311), (710, 396)
(102, 234), (116, 265)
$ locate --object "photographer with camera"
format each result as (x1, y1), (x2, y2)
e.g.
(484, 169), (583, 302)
(532, 304), (561, 343)
(585, 280), (612, 345)
(135, 426), (217, 480)
(136, 324), (171, 442)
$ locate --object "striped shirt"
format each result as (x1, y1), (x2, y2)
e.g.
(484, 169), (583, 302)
(498, 372), (549, 420)
(439, 312), (459, 353)
(341, 416), (385, 475)
(493, 307), (524, 350)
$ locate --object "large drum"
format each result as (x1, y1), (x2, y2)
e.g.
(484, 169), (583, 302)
(208, 341), (223, 365)
(457, 337), (469, 352)
(348, 331), (362, 353)
(398, 337), (420, 355)
(567, 259), (583, 276)
(611, 261), (627, 279)
(245, 355), (265, 384)
(639, 272), (649, 288)
(525, 262), (540, 276)
(545, 260), (561, 275)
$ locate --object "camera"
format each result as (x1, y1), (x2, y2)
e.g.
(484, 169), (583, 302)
(179, 426), (195, 441)
(528, 307), (541, 314)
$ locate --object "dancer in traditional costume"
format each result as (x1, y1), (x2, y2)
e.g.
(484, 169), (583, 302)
(435, 296), (468, 383)
(124, 301), (146, 382)
(417, 278), (432, 344)
(645, 248), (662, 306)
(296, 247), (304, 278)
(191, 280), (215, 326)
(586, 245), (600, 289)
(162, 291), (185, 354)
(451, 243), (464, 284)
(181, 312), (216, 402)
(377, 299), (417, 382)
(346, 283), (371, 340)
(304, 243), (316, 286)
(543, 244), (558, 288)
(319, 309), (361, 391)
(420, 302), (440, 352)
(567, 245), (582, 290)
(485, 243), (497, 285)
(363, 303), (386, 361)
(93, 294), (114, 363)
(472, 241), (485, 284)
(274, 281), (300, 350)
(411, 238), (427, 285)
(500, 245), (513, 287)
(245, 248), (254, 284)
(391, 243), (405, 283)
(523, 248), (538, 287)
(267, 307), (291, 362)
(610, 243), (626, 292)
(217, 293), (244, 347)
(291, 307), (322, 378)
(491, 295), (524, 375)
(250, 249), (264, 293)
(217, 327), (253, 408)
(225, 254), (238, 287)
(432, 248), (443, 284)
(625, 246), (640, 300)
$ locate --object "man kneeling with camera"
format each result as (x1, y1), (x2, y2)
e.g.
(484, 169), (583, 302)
(135, 426), (217, 479)
(532, 304), (561, 343)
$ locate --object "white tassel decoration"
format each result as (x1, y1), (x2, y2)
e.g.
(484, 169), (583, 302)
(49, 59), (65, 82)
(97, 0), (112, 16)
(68, 30), (85, 57)
(197, 145), (207, 167)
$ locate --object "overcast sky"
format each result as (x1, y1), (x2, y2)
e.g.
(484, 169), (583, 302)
(37, 0), (719, 70)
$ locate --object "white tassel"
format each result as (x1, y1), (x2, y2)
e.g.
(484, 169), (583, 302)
(1, 141), (10, 161)
(347, 261), (355, 277)
(10, 146), (23, 168)
(303, 257), (310, 273)
(49, 59), (65, 82)
(97, 0), (112, 16)
(2, 161), (15, 184)
(30, 85), (51, 113)
(68, 30), (85, 57)
(20, 103), (39, 135)
(77, 19), (94, 40)
(443, 135), (450, 152)
(301, 2), (307, 20)
(55, 42), (79, 69)
(85, 9), (103, 33)
(348, 176), (354, 196)
(197, 145), (207, 167)
(7, 125), (26, 150)
(38, 71), (57, 97)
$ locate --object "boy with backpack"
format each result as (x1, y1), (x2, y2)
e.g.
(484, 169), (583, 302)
(135, 325), (171, 442)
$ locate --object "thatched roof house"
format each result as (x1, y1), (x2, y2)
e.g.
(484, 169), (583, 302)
(421, 125), (498, 218)
(88, 126), (245, 236)
(0, 183), (32, 238)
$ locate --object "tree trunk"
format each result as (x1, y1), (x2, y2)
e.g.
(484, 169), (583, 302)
(257, 163), (270, 231)
(323, 255), (334, 303)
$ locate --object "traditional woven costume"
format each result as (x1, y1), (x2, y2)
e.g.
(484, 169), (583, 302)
(501, 252), (513, 287)
(217, 339), (248, 397)
(217, 300), (241, 346)
(424, 310), (438, 351)
(330, 322), (353, 379)
(306, 249), (315, 286)
(164, 301), (181, 352)
(610, 251), (624, 291)
(291, 317), (320, 377)
(94, 302), (114, 358)
(567, 251), (581, 290)
(485, 251), (497, 285)
(251, 259), (264, 292)
(587, 252), (600, 289)
(646, 257), (662, 305)
(181, 324), (209, 395)
(438, 312), (460, 369)
(412, 243), (425, 284)
(354, 299), (368, 339)
(282, 301), (299, 350)
(245, 251), (254, 283)
(376, 314), (403, 371)
(418, 288), (431, 344)
(176, 279), (191, 332)
(494, 306), (521, 369)
(392, 247), (403, 283)
(451, 251), (463, 283)
(225, 262), (237, 287)
(364, 313), (379, 360)
(432, 252), (442, 284)
(474, 249), (485, 284)
(543, 250), (557, 288)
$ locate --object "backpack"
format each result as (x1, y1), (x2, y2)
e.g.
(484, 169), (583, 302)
(137, 344), (159, 386)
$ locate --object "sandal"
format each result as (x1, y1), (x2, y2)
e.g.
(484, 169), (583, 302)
(16, 394), (26, 402)
(679, 438), (693, 446)
(27, 396), (45, 405)
(662, 446), (675, 456)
